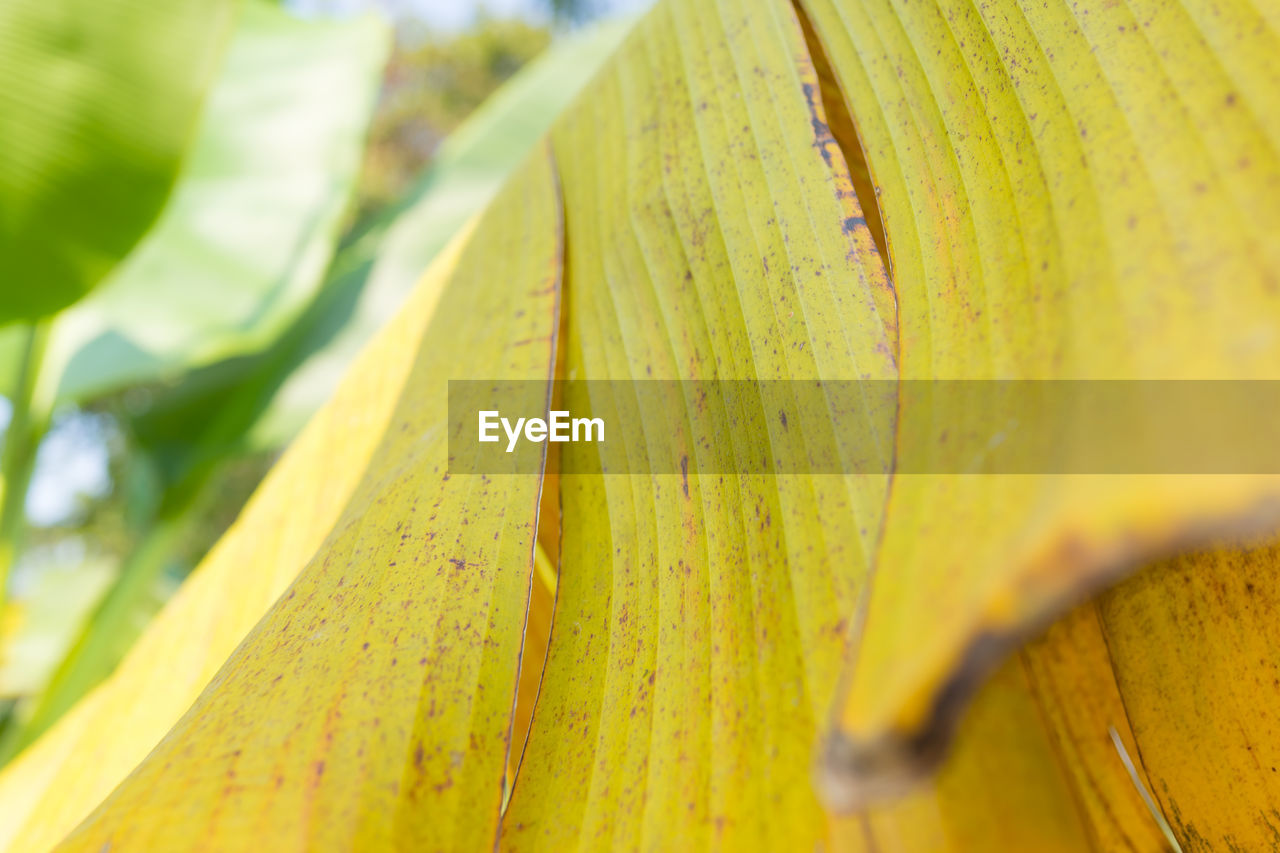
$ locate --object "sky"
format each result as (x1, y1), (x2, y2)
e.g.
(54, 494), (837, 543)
(0, 398), (113, 528)
(288, 0), (653, 30)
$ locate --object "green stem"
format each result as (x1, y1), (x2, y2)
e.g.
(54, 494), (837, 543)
(0, 321), (53, 611)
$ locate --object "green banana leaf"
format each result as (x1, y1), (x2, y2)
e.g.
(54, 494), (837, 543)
(0, 0), (235, 323)
(0, 1), (389, 407)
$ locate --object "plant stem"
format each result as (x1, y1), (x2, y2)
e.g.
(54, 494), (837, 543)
(0, 321), (53, 612)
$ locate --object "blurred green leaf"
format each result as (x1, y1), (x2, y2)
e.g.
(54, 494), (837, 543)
(0, 0), (236, 323)
(0, 2), (390, 407)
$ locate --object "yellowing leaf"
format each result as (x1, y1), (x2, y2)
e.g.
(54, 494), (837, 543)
(1098, 541), (1280, 850)
(796, 0), (1280, 806)
(44, 151), (561, 851)
(820, 604), (1180, 852)
(823, 544), (1270, 852)
(1019, 605), (1171, 852)
(3, 0), (1279, 846)
(506, 542), (556, 793)
(835, 658), (1096, 853)
(501, 0), (895, 848)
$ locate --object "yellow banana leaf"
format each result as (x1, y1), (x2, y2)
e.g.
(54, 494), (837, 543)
(797, 0), (1280, 830)
(1097, 542), (1280, 850)
(503, 0), (895, 847)
(48, 151), (560, 851)
(0, 0), (1277, 848)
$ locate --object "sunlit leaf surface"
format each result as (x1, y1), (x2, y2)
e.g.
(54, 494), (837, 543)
(49, 149), (561, 852)
(798, 0), (1280, 816)
(502, 0), (895, 847)
(1, 0), (1278, 847)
